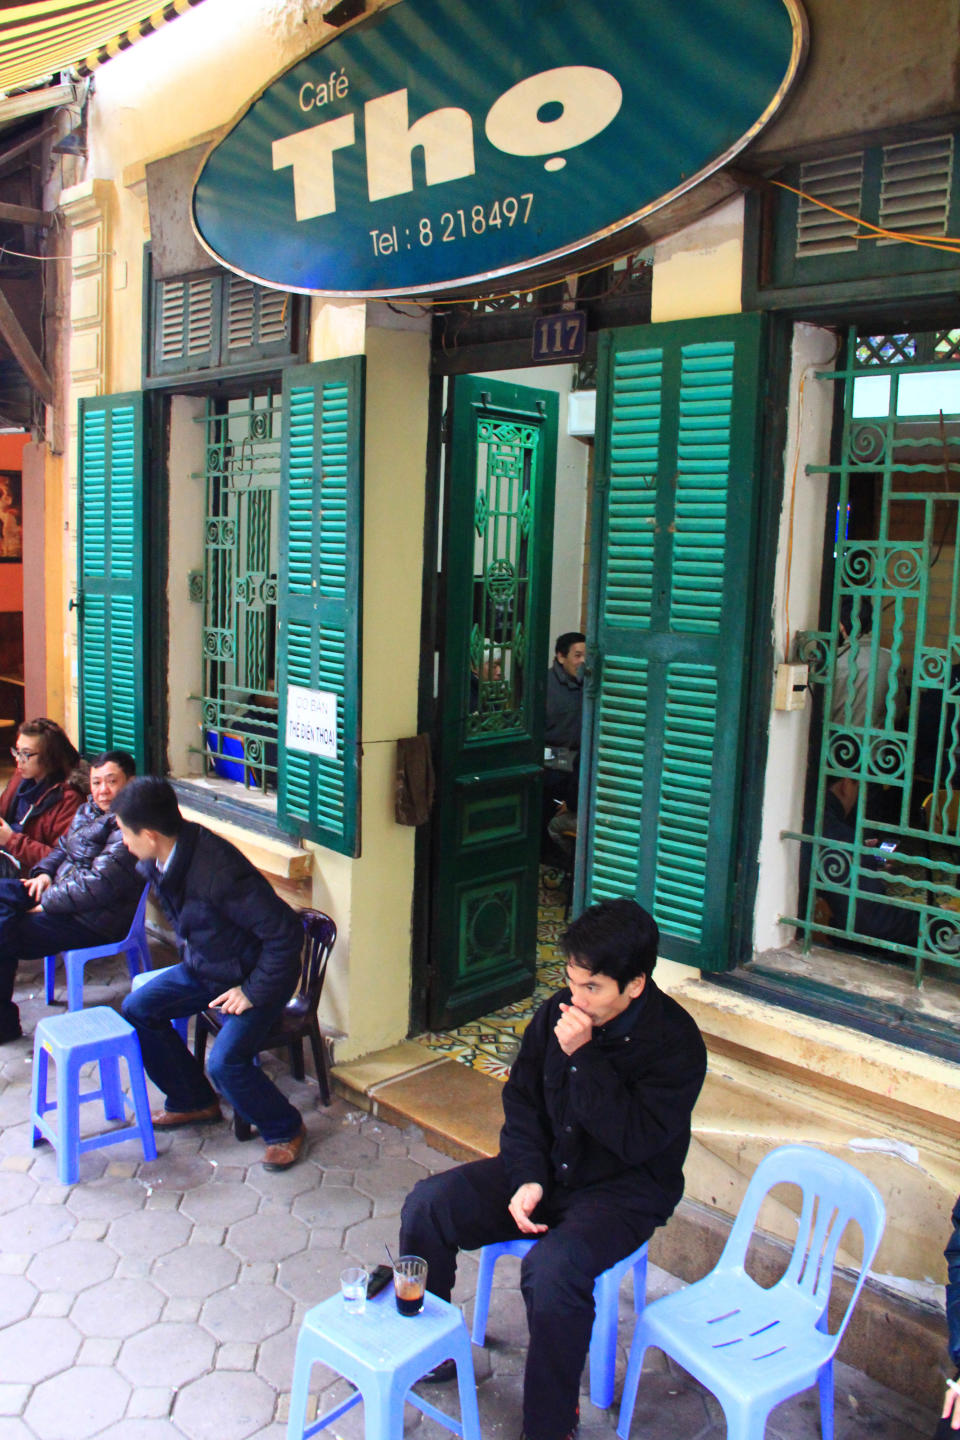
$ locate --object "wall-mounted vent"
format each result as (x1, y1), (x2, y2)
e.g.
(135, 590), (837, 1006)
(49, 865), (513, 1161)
(795, 152), (864, 257)
(159, 277), (215, 363)
(879, 134), (953, 243)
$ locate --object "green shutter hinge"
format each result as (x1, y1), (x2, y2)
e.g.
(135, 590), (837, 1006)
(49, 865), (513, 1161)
(188, 570), (204, 603)
(583, 649), (603, 698)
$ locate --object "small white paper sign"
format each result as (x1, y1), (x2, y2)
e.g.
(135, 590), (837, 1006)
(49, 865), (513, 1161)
(285, 685), (338, 760)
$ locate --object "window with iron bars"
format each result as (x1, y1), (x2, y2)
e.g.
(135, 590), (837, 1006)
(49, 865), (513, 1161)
(191, 390), (282, 792)
(788, 326), (960, 985)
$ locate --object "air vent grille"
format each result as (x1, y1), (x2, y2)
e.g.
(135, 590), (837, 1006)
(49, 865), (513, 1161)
(879, 134), (953, 242)
(795, 153), (864, 256)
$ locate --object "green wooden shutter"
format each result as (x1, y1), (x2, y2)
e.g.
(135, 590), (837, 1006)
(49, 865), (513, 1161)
(277, 357), (364, 855)
(584, 313), (766, 969)
(77, 393), (147, 770)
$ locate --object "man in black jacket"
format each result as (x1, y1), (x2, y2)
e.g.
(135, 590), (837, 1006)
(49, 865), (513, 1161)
(116, 777), (306, 1171)
(0, 751), (141, 1042)
(399, 897), (706, 1440)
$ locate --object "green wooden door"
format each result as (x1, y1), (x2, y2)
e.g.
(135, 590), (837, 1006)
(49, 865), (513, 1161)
(429, 375), (558, 1029)
(583, 313), (766, 968)
(77, 393), (147, 770)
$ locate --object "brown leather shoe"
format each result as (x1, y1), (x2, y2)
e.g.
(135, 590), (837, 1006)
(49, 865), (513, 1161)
(151, 1103), (223, 1130)
(262, 1124), (306, 1171)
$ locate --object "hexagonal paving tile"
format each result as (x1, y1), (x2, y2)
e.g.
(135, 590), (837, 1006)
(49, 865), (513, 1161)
(70, 1276), (165, 1339)
(0, 1317), (80, 1384)
(0, 1169), (38, 1214)
(226, 1211), (310, 1264)
(200, 1281), (293, 1343)
(244, 1156), (323, 1201)
(151, 1241), (240, 1298)
(27, 1238), (118, 1293)
(180, 1180), (259, 1226)
(65, 1174), (148, 1220)
(351, 1156), (429, 1206)
(106, 1208), (192, 1260)
(138, 1150), (216, 1190)
(24, 1365), (130, 1439)
(291, 1185), (372, 1231)
(173, 1370), (277, 1440)
(0, 1200), (75, 1253)
(0, 1273), (35, 1327)
(275, 1244), (351, 1306)
(118, 1321), (216, 1388)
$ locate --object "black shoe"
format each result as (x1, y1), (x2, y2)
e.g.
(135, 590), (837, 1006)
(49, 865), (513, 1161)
(0, 1023), (23, 1044)
(420, 1358), (457, 1384)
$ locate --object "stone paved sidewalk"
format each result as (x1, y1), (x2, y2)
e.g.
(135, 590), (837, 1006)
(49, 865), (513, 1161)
(0, 955), (942, 1439)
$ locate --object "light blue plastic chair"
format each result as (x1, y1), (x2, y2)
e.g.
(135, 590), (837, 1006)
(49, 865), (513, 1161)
(44, 885), (151, 1011)
(31, 1005), (157, 1185)
(471, 1236), (648, 1409)
(616, 1144), (886, 1440)
(286, 1285), (481, 1440)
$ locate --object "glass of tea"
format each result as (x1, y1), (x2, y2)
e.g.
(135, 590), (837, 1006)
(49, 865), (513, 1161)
(393, 1255), (428, 1316)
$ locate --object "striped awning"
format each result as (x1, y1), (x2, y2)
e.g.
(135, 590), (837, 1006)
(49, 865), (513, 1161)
(0, 0), (207, 95)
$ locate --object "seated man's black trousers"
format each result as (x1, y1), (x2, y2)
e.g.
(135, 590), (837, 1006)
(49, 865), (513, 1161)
(400, 1155), (655, 1440)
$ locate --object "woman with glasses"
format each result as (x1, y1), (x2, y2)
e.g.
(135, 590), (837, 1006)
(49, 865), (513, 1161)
(0, 719), (87, 878)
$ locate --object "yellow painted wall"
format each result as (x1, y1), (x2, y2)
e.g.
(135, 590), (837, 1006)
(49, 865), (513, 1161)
(650, 196), (745, 323)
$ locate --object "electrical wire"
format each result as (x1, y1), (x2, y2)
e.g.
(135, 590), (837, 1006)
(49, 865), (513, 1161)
(771, 178), (960, 254)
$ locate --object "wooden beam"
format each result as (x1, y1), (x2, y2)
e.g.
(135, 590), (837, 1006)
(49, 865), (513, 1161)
(0, 287), (53, 406)
(0, 123), (55, 181)
(0, 201), (54, 227)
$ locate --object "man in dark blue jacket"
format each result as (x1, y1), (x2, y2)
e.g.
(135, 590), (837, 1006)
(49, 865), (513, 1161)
(116, 777), (306, 1171)
(399, 897), (707, 1440)
(0, 751), (141, 1042)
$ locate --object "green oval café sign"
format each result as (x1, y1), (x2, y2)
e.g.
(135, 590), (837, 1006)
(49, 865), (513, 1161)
(193, 0), (806, 298)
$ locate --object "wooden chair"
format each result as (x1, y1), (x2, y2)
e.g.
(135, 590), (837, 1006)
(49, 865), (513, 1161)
(192, 908), (336, 1138)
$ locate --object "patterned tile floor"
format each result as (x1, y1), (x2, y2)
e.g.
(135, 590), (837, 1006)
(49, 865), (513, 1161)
(415, 871), (570, 1080)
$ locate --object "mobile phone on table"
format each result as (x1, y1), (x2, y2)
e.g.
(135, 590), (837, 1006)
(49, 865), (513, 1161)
(366, 1263), (393, 1298)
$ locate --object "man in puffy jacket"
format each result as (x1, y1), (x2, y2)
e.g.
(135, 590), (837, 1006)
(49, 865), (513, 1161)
(0, 751), (141, 1043)
(116, 776), (306, 1171)
(399, 898), (707, 1440)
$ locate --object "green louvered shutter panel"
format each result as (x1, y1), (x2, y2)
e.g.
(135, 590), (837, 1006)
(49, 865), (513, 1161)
(277, 358), (364, 855)
(77, 393), (147, 771)
(584, 313), (765, 969)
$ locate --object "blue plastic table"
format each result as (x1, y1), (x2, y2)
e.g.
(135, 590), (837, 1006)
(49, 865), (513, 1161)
(287, 1285), (482, 1440)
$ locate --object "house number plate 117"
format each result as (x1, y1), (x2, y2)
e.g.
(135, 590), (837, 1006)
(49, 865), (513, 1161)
(532, 311), (587, 363)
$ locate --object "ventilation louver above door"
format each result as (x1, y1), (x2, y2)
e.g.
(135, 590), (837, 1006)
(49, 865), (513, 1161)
(795, 153), (864, 257)
(879, 134), (953, 242)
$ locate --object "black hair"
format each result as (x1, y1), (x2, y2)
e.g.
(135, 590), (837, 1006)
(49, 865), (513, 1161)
(838, 595), (874, 640)
(555, 631), (586, 658)
(560, 897), (658, 988)
(111, 776), (183, 836)
(90, 750), (137, 778)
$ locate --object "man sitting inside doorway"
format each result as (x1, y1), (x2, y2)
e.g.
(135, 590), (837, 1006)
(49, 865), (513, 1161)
(0, 750), (142, 1042)
(115, 777), (308, 1171)
(820, 775), (920, 949)
(398, 896), (707, 1440)
(544, 632), (586, 860)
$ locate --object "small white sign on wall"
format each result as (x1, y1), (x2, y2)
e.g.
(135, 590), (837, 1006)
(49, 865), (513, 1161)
(285, 685), (338, 759)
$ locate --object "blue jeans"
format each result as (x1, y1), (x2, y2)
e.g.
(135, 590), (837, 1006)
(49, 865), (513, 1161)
(121, 963), (302, 1144)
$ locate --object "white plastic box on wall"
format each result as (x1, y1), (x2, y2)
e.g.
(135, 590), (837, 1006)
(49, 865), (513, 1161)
(567, 389), (596, 437)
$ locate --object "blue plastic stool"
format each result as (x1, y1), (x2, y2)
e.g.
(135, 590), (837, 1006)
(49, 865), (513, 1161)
(287, 1286), (481, 1440)
(44, 885), (151, 1010)
(130, 965), (191, 1044)
(471, 1237), (648, 1410)
(31, 1006), (157, 1185)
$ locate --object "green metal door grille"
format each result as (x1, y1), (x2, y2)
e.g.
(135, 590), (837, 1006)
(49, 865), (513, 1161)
(192, 391), (282, 791)
(466, 411), (539, 740)
(787, 327), (960, 983)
